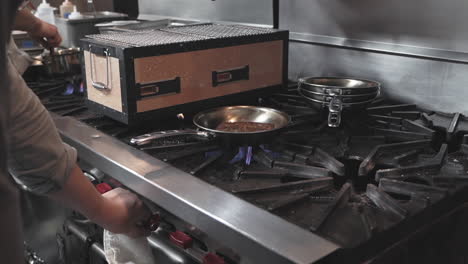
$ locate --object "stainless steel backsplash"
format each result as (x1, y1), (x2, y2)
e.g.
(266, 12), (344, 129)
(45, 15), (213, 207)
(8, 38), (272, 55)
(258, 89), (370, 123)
(137, 0), (468, 114)
(280, 0), (468, 114)
(289, 42), (468, 115)
(137, 0), (272, 26)
(280, 0), (468, 53)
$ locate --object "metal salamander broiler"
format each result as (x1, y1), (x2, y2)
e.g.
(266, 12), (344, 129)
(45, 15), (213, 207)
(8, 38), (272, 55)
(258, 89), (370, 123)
(82, 24), (288, 125)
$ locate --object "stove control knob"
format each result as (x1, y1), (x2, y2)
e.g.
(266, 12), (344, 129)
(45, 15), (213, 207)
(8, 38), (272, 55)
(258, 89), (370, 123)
(89, 168), (105, 181)
(203, 253), (225, 264)
(145, 214), (161, 232)
(169, 231), (193, 249)
(95, 183), (112, 194)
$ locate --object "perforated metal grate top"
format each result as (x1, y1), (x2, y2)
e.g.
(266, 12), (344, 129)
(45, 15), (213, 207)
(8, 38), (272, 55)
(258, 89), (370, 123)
(162, 24), (276, 38)
(86, 24), (277, 48)
(87, 30), (210, 48)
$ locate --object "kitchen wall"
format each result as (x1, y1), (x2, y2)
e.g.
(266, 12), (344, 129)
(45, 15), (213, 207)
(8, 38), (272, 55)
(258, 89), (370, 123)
(137, 0), (272, 26)
(280, 0), (468, 114)
(281, 0), (468, 53)
(137, 0), (468, 114)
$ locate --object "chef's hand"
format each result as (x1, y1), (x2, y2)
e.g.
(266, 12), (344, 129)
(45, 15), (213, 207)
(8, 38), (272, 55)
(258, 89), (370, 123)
(29, 20), (62, 48)
(96, 188), (152, 237)
(14, 9), (62, 48)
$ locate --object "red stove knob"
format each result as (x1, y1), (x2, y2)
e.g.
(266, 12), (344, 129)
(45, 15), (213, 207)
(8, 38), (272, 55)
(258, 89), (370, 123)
(169, 231), (193, 249)
(96, 183), (112, 194)
(203, 253), (225, 264)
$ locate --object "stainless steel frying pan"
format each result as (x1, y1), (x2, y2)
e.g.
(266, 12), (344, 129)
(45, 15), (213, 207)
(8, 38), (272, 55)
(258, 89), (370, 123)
(298, 77), (380, 127)
(130, 106), (291, 146)
(298, 77), (380, 95)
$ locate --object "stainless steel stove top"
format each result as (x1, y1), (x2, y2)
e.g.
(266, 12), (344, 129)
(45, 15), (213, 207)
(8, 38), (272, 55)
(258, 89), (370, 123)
(29, 77), (468, 263)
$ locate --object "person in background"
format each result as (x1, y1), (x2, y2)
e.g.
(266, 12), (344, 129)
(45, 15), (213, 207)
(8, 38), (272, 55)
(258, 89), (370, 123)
(0, 1), (151, 263)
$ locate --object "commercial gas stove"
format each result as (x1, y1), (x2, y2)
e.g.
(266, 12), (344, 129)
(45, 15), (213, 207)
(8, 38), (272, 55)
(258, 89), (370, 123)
(25, 76), (468, 264)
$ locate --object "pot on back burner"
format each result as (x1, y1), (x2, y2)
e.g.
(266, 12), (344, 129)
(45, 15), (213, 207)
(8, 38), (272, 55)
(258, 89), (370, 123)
(32, 47), (83, 77)
(298, 77), (380, 127)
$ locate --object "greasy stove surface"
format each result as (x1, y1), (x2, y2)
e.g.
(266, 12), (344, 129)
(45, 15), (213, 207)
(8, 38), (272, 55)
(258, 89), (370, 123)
(30, 78), (468, 251)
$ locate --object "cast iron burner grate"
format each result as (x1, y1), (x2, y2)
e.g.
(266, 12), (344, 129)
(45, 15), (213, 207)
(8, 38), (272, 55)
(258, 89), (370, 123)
(31, 78), (468, 249)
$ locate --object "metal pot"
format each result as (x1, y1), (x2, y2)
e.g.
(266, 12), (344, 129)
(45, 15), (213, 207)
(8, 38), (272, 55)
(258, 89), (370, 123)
(32, 47), (82, 76)
(130, 106), (291, 146)
(298, 77), (380, 127)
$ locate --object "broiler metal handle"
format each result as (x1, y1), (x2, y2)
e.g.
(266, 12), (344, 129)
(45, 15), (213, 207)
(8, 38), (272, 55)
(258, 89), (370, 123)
(89, 45), (111, 91)
(130, 129), (212, 146)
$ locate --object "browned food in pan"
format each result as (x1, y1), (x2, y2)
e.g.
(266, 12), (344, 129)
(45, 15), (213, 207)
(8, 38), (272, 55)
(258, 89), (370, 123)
(216, 122), (275, 132)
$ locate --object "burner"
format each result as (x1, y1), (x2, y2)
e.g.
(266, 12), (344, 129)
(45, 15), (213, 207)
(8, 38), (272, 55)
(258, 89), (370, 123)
(229, 146), (254, 165)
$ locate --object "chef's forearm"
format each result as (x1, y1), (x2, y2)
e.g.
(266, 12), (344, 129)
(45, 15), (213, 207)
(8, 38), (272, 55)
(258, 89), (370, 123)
(48, 164), (108, 222)
(13, 9), (41, 33)
(48, 164), (151, 237)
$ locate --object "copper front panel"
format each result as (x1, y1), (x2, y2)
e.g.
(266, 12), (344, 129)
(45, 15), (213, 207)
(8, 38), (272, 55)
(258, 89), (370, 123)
(134, 40), (284, 113)
(84, 51), (123, 112)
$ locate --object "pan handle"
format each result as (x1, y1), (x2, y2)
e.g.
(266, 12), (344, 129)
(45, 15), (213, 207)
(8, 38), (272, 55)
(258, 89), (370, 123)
(130, 130), (212, 146)
(328, 97), (343, 127)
